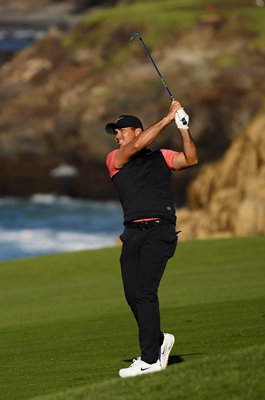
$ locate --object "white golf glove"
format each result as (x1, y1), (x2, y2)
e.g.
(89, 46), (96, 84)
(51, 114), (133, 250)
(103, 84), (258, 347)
(175, 108), (189, 129)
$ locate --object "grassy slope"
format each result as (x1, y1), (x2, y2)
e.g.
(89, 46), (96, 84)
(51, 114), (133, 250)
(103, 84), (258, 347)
(31, 345), (265, 400)
(63, 1), (204, 53)
(0, 236), (264, 400)
(63, 0), (265, 58)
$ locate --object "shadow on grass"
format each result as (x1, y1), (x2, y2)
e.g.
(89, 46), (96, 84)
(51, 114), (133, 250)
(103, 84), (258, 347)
(123, 352), (203, 365)
(168, 354), (184, 365)
(169, 352), (204, 365)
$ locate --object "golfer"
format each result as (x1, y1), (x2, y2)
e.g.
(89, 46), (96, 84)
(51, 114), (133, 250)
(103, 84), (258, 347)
(105, 100), (198, 378)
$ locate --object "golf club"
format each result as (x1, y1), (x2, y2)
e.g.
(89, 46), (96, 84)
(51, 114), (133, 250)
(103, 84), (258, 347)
(130, 31), (188, 126)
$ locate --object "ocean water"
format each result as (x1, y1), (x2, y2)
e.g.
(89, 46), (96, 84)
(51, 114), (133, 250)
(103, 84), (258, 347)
(0, 194), (123, 261)
(0, 28), (124, 261)
(0, 32), (40, 63)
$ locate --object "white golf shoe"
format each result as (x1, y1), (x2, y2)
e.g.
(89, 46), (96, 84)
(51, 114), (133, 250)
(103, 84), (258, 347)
(119, 357), (162, 378)
(160, 333), (175, 369)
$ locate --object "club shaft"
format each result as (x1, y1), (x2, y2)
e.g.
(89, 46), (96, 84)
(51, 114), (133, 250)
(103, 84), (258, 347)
(138, 37), (174, 101)
(131, 32), (187, 126)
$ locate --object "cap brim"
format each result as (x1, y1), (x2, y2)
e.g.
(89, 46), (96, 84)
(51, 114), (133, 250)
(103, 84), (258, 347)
(105, 123), (116, 135)
(105, 117), (144, 134)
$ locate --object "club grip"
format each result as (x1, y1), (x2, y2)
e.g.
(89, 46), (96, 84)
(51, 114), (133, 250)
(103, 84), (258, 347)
(177, 108), (188, 125)
(182, 118), (188, 125)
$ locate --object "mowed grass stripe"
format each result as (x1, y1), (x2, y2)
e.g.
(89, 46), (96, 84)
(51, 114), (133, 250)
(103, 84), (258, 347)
(0, 236), (264, 400)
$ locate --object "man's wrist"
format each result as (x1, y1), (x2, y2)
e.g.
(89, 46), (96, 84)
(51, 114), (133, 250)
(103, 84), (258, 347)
(162, 115), (172, 126)
(178, 128), (190, 134)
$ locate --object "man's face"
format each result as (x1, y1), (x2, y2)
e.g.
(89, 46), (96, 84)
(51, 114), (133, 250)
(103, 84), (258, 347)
(114, 127), (140, 147)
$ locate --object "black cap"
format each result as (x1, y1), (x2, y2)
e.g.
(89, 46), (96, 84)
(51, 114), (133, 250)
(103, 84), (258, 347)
(105, 115), (144, 134)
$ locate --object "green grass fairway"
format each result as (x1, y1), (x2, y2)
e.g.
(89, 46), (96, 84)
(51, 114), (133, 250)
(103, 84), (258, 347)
(0, 236), (264, 400)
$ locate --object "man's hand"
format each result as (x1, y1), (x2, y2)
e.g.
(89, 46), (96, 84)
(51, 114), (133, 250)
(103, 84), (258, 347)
(166, 101), (189, 129)
(166, 100), (182, 121)
(175, 108), (189, 130)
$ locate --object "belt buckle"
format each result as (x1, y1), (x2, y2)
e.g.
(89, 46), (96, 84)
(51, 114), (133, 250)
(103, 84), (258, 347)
(141, 221), (149, 230)
(144, 219), (160, 229)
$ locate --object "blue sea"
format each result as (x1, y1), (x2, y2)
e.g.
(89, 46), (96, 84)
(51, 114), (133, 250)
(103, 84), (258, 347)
(0, 28), (124, 261)
(0, 30), (42, 63)
(0, 195), (123, 261)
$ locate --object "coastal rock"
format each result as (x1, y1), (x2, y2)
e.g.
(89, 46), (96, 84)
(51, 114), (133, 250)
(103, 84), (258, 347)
(20, 58), (53, 82)
(0, 1), (264, 208)
(177, 102), (265, 239)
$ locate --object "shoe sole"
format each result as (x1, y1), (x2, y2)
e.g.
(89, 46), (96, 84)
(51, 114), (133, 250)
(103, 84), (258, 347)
(119, 365), (162, 378)
(161, 333), (175, 369)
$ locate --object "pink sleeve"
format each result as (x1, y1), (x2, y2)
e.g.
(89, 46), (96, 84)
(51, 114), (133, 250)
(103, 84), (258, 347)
(160, 149), (177, 171)
(106, 149), (121, 178)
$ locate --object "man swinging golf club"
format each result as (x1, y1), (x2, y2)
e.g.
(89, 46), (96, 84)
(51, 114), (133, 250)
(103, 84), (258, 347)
(105, 100), (198, 378)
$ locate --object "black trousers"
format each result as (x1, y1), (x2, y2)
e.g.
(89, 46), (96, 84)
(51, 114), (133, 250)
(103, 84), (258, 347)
(119, 221), (177, 364)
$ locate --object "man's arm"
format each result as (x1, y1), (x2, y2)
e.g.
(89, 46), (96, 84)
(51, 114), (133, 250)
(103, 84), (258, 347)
(114, 100), (181, 167)
(172, 128), (199, 170)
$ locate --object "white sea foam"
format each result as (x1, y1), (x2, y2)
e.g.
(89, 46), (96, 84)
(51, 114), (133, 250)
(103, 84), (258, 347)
(0, 195), (122, 260)
(0, 228), (117, 259)
(29, 194), (119, 210)
(0, 196), (21, 206)
(0, 194), (121, 210)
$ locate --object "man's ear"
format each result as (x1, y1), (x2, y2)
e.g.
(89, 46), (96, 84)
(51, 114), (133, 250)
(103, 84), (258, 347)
(135, 128), (142, 137)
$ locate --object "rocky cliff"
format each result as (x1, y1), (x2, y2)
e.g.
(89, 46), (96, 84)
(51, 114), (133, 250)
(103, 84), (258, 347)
(0, 1), (264, 209)
(177, 100), (265, 239)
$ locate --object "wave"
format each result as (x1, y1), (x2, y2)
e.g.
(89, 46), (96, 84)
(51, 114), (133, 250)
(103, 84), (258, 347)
(0, 194), (120, 208)
(29, 194), (120, 210)
(0, 195), (123, 260)
(0, 228), (118, 260)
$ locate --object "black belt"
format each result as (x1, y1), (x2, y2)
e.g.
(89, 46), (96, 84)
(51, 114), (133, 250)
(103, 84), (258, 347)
(125, 219), (172, 230)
